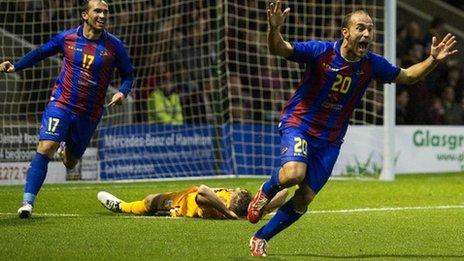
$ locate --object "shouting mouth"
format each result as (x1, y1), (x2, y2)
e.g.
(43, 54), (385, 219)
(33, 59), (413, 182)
(358, 41), (369, 52)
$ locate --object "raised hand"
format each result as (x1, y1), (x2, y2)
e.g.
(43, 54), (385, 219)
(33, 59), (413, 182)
(267, 0), (290, 29)
(0, 61), (15, 73)
(431, 33), (458, 61)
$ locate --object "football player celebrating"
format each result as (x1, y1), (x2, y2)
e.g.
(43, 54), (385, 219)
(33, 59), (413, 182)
(0, 0), (134, 218)
(247, 0), (457, 256)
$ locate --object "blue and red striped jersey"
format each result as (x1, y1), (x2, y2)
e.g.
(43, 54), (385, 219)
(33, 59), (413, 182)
(14, 26), (134, 121)
(281, 39), (400, 143)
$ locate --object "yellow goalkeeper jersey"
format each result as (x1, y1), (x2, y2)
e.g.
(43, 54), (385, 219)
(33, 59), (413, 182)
(168, 187), (233, 219)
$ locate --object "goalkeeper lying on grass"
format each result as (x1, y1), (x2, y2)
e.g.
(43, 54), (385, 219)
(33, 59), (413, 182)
(98, 185), (288, 219)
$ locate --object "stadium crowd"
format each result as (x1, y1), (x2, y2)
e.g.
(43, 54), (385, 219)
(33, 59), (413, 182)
(396, 19), (464, 124)
(1, 0), (463, 125)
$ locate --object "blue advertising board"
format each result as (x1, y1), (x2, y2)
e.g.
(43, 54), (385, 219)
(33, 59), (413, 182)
(99, 124), (216, 180)
(98, 123), (281, 180)
(226, 123), (280, 176)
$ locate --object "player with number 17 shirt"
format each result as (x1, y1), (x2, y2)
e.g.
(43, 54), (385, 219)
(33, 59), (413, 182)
(0, 0), (134, 218)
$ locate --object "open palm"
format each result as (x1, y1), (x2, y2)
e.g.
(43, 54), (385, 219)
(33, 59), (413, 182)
(431, 33), (458, 61)
(267, 0), (290, 29)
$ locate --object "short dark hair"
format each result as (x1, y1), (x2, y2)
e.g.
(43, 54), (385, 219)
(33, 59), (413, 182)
(342, 10), (371, 29)
(80, 0), (91, 13)
(229, 189), (252, 217)
(80, 0), (108, 13)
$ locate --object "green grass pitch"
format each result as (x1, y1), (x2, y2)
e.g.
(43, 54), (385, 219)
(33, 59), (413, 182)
(1, 173), (463, 260)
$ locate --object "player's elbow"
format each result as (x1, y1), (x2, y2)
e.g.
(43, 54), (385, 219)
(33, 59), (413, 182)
(268, 43), (293, 58)
(197, 185), (210, 196)
(397, 69), (420, 85)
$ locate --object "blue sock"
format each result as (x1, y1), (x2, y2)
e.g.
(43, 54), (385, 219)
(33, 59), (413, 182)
(261, 169), (282, 199)
(255, 199), (304, 241)
(23, 152), (50, 205)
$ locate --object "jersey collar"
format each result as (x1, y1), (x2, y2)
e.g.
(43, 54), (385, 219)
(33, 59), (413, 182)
(77, 25), (107, 42)
(334, 38), (369, 63)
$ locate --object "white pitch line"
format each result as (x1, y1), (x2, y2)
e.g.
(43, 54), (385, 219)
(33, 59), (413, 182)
(0, 205), (463, 218)
(308, 205), (464, 214)
(0, 213), (82, 217)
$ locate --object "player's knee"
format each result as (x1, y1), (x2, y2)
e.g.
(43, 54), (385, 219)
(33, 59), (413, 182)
(280, 162), (306, 186)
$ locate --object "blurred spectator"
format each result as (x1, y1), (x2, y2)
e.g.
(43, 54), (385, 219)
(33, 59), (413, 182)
(397, 18), (463, 125)
(402, 80), (432, 124)
(441, 86), (464, 125)
(396, 88), (410, 125)
(147, 79), (183, 125)
(396, 24), (409, 58)
(405, 22), (423, 50)
(422, 18), (446, 53)
(447, 65), (463, 101)
(402, 41), (425, 66)
(179, 76), (206, 124)
(229, 73), (251, 122)
(2, 1), (462, 127)
(428, 96), (445, 125)
(261, 57), (283, 122)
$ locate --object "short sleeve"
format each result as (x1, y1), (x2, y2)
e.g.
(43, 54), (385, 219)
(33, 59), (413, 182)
(371, 53), (401, 83)
(286, 40), (329, 64)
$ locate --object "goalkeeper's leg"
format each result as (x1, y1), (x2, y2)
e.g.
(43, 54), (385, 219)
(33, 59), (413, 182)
(99, 193), (176, 216)
(142, 193), (172, 216)
(97, 192), (151, 215)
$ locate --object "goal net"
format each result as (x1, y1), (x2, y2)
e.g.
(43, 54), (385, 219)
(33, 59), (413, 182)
(0, 0), (386, 183)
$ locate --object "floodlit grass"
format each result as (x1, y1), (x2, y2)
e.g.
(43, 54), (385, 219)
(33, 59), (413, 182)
(1, 173), (463, 260)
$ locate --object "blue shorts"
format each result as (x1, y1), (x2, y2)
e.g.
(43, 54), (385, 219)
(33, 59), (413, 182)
(280, 127), (340, 193)
(39, 104), (98, 158)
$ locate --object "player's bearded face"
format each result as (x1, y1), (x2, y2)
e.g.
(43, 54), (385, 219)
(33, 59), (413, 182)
(83, 1), (109, 32)
(344, 14), (374, 59)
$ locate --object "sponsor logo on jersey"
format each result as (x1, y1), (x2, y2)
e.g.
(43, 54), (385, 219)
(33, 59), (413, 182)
(322, 62), (349, 72)
(281, 147), (288, 155)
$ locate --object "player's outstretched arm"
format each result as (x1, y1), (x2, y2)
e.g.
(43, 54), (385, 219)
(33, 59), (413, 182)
(263, 188), (288, 213)
(395, 33), (458, 85)
(0, 61), (15, 73)
(196, 185), (239, 219)
(267, 0), (293, 57)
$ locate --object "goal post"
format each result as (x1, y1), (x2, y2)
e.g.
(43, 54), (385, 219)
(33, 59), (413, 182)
(380, 0), (397, 181)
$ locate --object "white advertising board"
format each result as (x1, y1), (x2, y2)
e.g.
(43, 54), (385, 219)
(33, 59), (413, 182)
(0, 161), (66, 185)
(334, 126), (464, 175)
